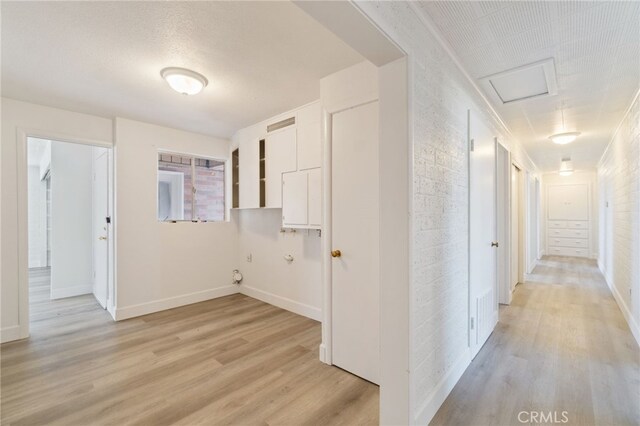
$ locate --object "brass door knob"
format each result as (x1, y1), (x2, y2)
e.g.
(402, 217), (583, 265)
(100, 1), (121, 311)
(99, 236), (108, 241)
(331, 250), (342, 258)
(491, 241), (499, 247)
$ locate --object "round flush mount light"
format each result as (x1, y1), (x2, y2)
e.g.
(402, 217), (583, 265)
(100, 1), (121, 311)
(548, 131), (581, 145)
(559, 158), (574, 176)
(160, 67), (208, 95)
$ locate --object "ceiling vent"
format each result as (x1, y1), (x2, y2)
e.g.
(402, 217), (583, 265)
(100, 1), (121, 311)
(267, 116), (295, 133)
(479, 58), (558, 105)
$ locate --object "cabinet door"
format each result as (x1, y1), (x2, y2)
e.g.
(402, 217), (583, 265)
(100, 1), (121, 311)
(282, 171), (307, 226)
(308, 168), (321, 226)
(239, 134), (259, 209)
(265, 127), (296, 208)
(297, 102), (321, 170)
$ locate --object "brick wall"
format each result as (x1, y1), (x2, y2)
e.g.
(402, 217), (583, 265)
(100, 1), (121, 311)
(598, 93), (640, 343)
(356, 2), (537, 422)
(158, 157), (224, 221)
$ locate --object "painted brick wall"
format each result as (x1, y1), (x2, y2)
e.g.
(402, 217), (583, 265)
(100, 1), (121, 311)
(598, 93), (639, 343)
(356, 2), (537, 422)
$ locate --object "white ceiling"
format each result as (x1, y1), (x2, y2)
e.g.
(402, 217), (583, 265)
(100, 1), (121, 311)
(416, 1), (640, 172)
(1, 1), (363, 138)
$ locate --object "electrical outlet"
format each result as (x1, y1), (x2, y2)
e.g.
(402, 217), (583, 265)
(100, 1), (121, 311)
(246, 253), (252, 263)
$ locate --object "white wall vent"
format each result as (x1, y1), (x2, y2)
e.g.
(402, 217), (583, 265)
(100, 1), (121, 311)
(267, 116), (295, 133)
(479, 58), (558, 104)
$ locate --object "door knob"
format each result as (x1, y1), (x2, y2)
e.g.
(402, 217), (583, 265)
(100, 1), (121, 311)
(331, 250), (341, 258)
(491, 241), (499, 247)
(98, 236), (107, 241)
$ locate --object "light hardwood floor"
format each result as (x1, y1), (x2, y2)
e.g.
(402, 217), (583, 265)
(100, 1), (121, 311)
(1, 269), (378, 425)
(432, 256), (640, 426)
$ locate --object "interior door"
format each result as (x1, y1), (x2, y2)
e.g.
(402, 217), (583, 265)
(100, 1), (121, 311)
(93, 150), (109, 309)
(469, 111), (498, 359)
(331, 101), (379, 384)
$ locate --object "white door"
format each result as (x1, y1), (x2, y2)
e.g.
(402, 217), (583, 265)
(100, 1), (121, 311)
(265, 127), (297, 208)
(331, 101), (380, 384)
(469, 111), (498, 359)
(93, 150), (109, 309)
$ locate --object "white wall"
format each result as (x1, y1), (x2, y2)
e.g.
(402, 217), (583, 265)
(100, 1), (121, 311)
(114, 118), (239, 320)
(27, 166), (48, 268)
(352, 3), (538, 423)
(541, 170), (599, 258)
(234, 209), (321, 320)
(598, 93), (639, 346)
(1, 97), (113, 342)
(50, 141), (94, 299)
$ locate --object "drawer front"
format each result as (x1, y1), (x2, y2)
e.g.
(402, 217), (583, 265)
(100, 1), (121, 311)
(548, 246), (589, 257)
(548, 220), (566, 229)
(549, 237), (589, 248)
(549, 229), (588, 239)
(567, 220), (589, 229)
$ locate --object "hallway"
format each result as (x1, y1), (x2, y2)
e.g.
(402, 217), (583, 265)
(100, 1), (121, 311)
(432, 256), (640, 426)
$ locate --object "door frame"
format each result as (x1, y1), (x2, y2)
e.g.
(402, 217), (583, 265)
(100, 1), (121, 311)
(496, 142), (511, 305)
(510, 160), (526, 288)
(16, 128), (116, 339)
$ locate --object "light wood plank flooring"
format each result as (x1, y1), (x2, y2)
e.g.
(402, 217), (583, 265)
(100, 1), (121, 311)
(1, 269), (379, 425)
(432, 256), (640, 426)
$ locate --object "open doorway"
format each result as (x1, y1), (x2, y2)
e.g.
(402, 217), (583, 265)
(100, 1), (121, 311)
(26, 137), (112, 334)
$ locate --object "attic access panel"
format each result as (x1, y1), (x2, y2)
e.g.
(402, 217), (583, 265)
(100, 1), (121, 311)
(479, 58), (558, 104)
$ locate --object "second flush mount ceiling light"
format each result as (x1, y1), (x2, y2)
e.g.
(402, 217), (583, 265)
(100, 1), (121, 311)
(161, 67), (208, 95)
(549, 131), (581, 145)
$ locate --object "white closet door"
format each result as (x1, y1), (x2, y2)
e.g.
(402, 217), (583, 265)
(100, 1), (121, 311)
(331, 101), (379, 384)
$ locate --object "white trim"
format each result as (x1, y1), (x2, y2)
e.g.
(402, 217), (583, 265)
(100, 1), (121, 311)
(115, 286), (238, 321)
(14, 129), (116, 343)
(600, 264), (640, 347)
(320, 108), (333, 364)
(1, 326), (23, 344)
(51, 284), (93, 300)
(240, 285), (321, 322)
(413, 349), (472, 425)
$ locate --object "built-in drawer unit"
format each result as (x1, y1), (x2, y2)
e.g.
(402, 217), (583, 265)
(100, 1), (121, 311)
(548, 220), (567, 229)
(566, 220), (589, 229)
(548, 247), (589, 258)
(548, 228), (588, 239)
(546, 219), (590, 258)
(548, 237), (588, 249)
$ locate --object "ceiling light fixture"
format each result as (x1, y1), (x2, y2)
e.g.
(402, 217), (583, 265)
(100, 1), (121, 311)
(549, 101), (580, 144)
(559, 158), (574, 176)
(161, 67), (208, 95)
(549, 131), (581, 145)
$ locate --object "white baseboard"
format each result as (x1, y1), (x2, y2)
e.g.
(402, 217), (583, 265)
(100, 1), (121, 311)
(605, 274), (640, 347)
(414, 349), (472, 425)
(51, 284), (93, 300)
(107, 302), (116, 321)
(240, 285), (322, 322)
(115, 286), (239, 321)
(319, 343), (329, 364)
(538, 250), (545, 259)
(1, 325), (23, 343)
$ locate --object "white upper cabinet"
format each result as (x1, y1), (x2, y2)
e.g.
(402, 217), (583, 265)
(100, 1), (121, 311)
(282, 171), (308, 226)
(238, 130), (260, 209)
(265, 126), (296, 208)
(232, 100), (322, 229)
(296, 102), (321, 170)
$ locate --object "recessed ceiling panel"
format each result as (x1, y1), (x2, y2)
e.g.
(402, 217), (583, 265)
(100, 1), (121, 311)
(480, 58), (558, 104)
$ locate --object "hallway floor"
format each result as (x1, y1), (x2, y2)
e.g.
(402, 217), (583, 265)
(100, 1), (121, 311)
(432, 256), (640, 426)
